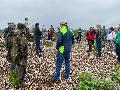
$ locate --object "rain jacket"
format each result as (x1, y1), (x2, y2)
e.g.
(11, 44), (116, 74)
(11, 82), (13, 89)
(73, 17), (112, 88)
(56, 26), (74, 53)
(34, 26), (42, 42)
(86, 32), (94, 40)
(115, 30), (120, 45)
(107, 31), (116, 41)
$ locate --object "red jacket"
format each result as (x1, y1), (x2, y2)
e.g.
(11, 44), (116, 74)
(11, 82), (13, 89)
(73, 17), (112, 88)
(86, 32), (94, 40)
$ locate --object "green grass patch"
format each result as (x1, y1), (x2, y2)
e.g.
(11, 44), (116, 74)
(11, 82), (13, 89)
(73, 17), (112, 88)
(8, 67), (20, 88)
(75, 71), (116, 90)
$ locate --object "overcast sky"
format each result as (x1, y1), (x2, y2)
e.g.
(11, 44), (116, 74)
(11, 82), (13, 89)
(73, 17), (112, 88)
(0, 0), (120, 29)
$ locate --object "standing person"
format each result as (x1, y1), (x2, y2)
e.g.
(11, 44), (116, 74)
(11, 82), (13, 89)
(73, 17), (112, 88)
(51, 27), (55, 41)
(48, 27), (54, 41)
(7, 23), (20, 88)
(42, 25), (46, 40)
(7, 23), (28, 88)
(76, 28), (82, 43)
(4, 22), (12, 35)
(24, 18), (29, 30)
(6, 23), (17, 63)
(103, 26), (107, 47)
(116, 24), (120, 32)
(34, 23), (42, 57)
(52, 21), (74, 81)
(103, 26), (109, 39)
(42, 25), (45, 32)
(86, 27), (95, 52)
(4, 23), (12, 47)
(17, 23), (29, 86)
(24, 18), (32, 42)
(107, 27), (116, 51)
(96, 25), (103, 57)
(115, 24), (120, 63)
(48, 28), (51, 40)
(48, 30), (50, 40)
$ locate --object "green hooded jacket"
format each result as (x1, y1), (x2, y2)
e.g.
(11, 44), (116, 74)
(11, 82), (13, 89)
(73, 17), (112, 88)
(115, 29), (120, 45)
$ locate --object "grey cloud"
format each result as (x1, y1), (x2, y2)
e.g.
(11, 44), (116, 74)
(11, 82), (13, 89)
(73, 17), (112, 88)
(0, 0), (120, 29)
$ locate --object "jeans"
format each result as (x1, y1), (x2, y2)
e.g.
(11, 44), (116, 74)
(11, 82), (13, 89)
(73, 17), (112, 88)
(88, 40), (94, 52)
(53, 51), (71, 80)
(96, 38), (102, 56)
(35, 40), (41, 55)
(116, 44), (120, 61)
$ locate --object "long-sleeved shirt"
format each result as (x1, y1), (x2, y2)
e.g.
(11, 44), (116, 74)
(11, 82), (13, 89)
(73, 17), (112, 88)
(34, 26), (42, 42)
(107, 31), (116, 41)
(56, 26), (74, 52)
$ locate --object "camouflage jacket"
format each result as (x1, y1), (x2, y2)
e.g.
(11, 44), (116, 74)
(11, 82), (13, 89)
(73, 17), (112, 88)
(7, 30), (28, 65)
(7, 30), (19, 62)
(18, 31), (28, 57)
(96, 29), (104, 40)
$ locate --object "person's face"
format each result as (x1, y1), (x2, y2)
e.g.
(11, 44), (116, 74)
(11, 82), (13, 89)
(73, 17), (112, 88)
(11, 25), (16, 30)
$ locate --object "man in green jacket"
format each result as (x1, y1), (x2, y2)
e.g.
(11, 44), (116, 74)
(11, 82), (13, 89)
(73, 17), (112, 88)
(115, 24), (120, 63)
(52, 21), (74, 81)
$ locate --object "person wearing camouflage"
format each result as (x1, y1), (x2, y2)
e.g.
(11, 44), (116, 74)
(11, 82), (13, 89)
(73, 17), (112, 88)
(6, 23), (18, 64)
(17, 23), (28, 83)
(96, 25), (103, 57)
(6, 23), (20, 88)
(4, 23), (12, 49)
(6, 23), (28, 88)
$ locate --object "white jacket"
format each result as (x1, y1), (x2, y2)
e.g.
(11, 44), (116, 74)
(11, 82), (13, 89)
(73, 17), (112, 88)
(107, 31), (116, 41)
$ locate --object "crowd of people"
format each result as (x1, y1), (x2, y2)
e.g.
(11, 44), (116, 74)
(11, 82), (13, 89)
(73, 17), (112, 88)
(85, 24), (120, 58)
(2, 18), (120, 88)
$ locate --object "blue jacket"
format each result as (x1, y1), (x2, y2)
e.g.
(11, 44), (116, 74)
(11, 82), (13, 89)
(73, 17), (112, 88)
(34, 26), (42, 42)
(103, 29), (109, 37)
(56, 26), (74, 52)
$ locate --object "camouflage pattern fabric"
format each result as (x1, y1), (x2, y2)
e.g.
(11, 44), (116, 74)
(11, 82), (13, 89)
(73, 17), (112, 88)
(7, 29), (28, 87)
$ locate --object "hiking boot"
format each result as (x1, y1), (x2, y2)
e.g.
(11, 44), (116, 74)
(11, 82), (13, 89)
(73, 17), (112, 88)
(51, 79), (61, 83)
(64, 77), (69, 80)
(51, 75), (60, 83)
